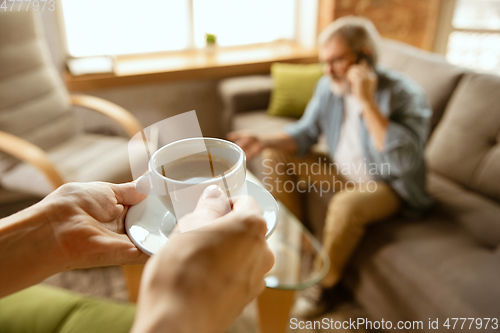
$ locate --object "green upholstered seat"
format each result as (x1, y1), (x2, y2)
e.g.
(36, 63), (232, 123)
(0, 285), (135, 333)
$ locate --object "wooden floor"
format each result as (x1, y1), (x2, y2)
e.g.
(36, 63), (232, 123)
(42, 266), (374, 333)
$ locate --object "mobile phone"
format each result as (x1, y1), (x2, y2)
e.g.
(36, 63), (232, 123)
(356, 52), (374, 68)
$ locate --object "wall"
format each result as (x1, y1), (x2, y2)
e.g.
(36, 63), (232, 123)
(40, 10), (225, 139)
(73, 79), (224, 139)
(318, 0), (442, 50)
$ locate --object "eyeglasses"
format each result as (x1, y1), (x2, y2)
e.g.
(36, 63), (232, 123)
(320, 51), (357, 69)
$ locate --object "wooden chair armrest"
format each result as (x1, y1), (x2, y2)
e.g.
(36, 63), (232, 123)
(0, 131), (65, 189)
(70, 94), (143, 138)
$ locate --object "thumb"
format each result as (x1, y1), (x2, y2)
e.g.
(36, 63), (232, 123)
(176, 185), (232, 233)
(227, 131), (240, 141)
(110, 181), (147, 206)
(193, 185), (232, 221)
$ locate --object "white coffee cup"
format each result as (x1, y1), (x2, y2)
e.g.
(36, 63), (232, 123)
(148, 137), (246, 220)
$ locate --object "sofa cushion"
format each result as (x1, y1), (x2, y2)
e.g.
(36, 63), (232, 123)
(427, 172), (500, 248)
(268, 63), (323, 118)
(219, 75), (273, 135)
(426, 73), (500, 202)
(233, 109), (296, 135)
(0, 284), (135, 333)
(379, 39), (466, 130)
(347, 216), (500, 326)
(219, 76), (273, 115)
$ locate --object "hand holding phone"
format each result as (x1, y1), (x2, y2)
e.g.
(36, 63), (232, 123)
(347, 53), (378, 103)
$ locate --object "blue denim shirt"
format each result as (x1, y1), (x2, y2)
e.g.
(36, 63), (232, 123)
(284, 67), (433, 218)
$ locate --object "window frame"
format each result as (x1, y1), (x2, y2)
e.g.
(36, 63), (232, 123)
(56, 0), (302, 59)
(434, 0), (500, 53)
(58, 0), (319, 90)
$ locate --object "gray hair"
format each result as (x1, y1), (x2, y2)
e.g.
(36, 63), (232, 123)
(318, 16), (381, 66)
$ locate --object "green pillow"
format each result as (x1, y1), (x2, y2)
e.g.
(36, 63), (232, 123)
(0, 285), (135, 333)
(268, 63), (323, 118)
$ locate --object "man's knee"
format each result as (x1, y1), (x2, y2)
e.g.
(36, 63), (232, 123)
(261, 147), (276, 161)
(262, 148), (297, 176)
(262, 147), (287, 163)
(326, 190), (366, 226)
(326, 184), (401, 229)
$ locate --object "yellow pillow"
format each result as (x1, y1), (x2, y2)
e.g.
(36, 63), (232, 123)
(268, 63), (323, 118)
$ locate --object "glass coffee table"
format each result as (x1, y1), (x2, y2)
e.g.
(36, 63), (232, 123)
(122, 173), (329, 333)
(246, 173), (330, 333)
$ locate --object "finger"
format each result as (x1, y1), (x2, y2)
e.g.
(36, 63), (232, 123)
(182, 185), (231, 223)
(257, 279), (266, 295)
(84, 232), (150, 266)
(122, 247), (150, 264)
(261, 245), (275, 273)
(55, 183), (125, 223)
(348, 64), (360, 72)
(237, 138), (252, 152)
(346, 67), (358, 80)
(100, 205), (129, 233)
(227, 132), (240, 141)
(250, 246), (275, 290)
(359, 63), (372, 76)
(231, 195), (260, 213)
(348, 66), (362, 76)
(196, 185), (231, 218)
(347, 69), (363, 84)
(230, 196), (267, 237)
(199, 195), (266, 237)
(114, 240), (150, 265)
(366, 67), (377, 80)
(134, 174), (151, 195)
(110, 182), (148, 206)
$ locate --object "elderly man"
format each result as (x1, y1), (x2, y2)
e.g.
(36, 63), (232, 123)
(229, 16), (433, 310)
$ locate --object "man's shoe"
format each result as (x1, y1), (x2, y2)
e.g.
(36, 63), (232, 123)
(292, 283), (353, 319)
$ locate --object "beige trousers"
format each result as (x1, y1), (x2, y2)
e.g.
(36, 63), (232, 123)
(261, 148), (401, 288)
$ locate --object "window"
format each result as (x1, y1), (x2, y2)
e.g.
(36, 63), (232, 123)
(445, 0), (500, 74)
(60, 0), (297, 58)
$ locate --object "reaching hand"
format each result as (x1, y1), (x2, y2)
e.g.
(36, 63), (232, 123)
(41, 181), (149, 270)
(227, 131), (264, 160)
(133, 185), (275, 333)
(347, 60), (378, 105)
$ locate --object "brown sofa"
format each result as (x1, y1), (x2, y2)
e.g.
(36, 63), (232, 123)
(218, 39), (500, 331)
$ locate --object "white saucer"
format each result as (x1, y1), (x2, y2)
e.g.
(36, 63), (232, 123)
(126, 179), (279, 255)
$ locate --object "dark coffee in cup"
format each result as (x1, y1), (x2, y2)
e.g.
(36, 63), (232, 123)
(148, 138), (247, 221)
(159, 152), (235, 183)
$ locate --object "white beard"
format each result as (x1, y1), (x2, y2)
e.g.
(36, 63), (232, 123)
(330, 79), (351, 96)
